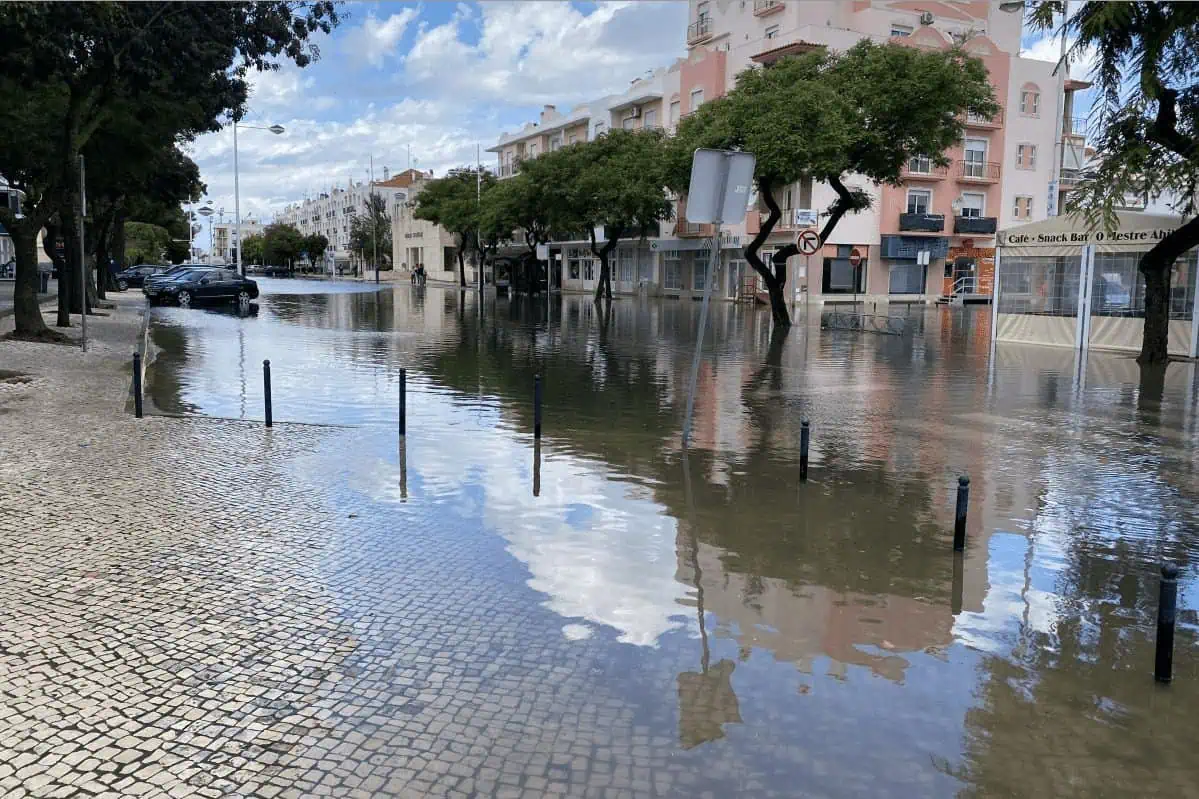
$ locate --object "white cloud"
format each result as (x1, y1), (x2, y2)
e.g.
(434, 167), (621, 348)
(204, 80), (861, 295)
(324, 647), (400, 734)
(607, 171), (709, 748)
(341, 7), (419, 68)
(1020, 31), (1097, 80)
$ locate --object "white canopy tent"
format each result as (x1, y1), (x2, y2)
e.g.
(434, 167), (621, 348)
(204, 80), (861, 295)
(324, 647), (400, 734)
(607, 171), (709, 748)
(992, 211), (1198, 358)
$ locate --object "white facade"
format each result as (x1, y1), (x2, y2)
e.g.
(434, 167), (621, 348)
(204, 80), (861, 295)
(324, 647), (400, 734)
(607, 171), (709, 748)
(211, 217), (264, 265)
(274, 182), (375, 264)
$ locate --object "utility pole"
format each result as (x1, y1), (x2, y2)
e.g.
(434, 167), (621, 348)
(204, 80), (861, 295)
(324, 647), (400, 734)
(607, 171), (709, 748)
(371, 155), (379, 285)
(477, 144), (483, 293)
(78, 155), (87, 352)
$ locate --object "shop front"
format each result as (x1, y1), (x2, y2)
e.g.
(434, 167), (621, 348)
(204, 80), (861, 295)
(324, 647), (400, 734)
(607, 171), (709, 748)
(993, 212), (1198, 357)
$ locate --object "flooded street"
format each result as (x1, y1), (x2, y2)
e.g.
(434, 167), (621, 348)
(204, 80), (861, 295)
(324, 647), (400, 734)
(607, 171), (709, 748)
(145, 279), (1199, 797)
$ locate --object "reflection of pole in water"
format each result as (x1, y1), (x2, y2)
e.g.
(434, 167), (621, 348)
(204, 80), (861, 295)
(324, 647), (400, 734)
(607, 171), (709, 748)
(951, 552), (964, 615)
(399, 437), (407, 501)
(533, 439), (541, 498)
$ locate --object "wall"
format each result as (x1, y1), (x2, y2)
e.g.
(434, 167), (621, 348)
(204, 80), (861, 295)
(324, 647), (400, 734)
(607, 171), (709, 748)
(1001, 57), (1060, 230)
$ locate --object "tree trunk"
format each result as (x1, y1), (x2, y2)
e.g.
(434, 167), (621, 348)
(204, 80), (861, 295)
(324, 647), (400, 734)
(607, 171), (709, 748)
(112, 213), (127, 271)
(745, 177), (790, 327)
(457, 247), (467, 287)
(44, 218), (72, 327)
(10, 222), (48, 336)
(1136, 215), (1199, 364)
(590, 229), (618, 303)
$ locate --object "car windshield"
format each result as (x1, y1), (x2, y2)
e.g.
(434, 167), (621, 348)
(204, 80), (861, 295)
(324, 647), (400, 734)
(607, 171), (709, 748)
(170, 270), (209, 282)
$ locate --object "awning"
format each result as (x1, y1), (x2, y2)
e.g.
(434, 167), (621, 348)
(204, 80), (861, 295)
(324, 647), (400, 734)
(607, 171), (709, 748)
(997, 210), (1192, 257)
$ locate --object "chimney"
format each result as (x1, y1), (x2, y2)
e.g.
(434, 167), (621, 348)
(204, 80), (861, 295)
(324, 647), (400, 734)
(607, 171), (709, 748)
(539, 104), (556, 123)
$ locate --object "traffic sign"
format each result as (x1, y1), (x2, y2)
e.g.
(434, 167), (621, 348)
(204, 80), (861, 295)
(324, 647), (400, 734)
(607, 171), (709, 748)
(796, 229), (820, 255)
(848, 248), (862, 267)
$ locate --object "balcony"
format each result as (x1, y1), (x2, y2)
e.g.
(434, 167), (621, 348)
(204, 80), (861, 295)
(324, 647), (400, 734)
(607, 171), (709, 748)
(953, 215), (997, 235)
(676, 220), (715, 237)
(753, 0), (784, 16)
(1063, 116), (1089, 139)
(964, 108), (1004, 128)
(902, 163), (948, 181)
(898, 213), (945, 233)
(956, 160), (1001, 183)
(498, 158), (523, 178)
(1059, 167), (1084, 187)
(687, 16), (713, 44)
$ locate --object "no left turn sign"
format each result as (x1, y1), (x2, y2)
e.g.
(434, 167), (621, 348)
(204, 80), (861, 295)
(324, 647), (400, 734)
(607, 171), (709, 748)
(796, 229), (821, 255)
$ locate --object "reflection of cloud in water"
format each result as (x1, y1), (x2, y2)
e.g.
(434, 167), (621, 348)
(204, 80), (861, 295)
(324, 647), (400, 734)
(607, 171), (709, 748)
(344, 407), (690, 647)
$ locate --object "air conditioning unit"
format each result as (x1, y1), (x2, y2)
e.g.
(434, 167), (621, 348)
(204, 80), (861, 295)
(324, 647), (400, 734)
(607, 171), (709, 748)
(630, 106), (642, 118)
(919, 10), (934, 25)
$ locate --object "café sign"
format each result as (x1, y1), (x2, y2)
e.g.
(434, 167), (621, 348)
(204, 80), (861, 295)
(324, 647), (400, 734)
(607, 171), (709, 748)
(1000, 226), (1181, 247)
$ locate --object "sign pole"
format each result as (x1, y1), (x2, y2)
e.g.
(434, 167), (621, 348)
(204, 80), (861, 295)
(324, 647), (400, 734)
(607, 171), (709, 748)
(79, 155), (87, 352)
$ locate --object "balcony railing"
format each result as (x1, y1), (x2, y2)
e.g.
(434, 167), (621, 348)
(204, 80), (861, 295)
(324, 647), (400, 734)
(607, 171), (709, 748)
(898, 213), (945, 233)
(687, 16), (713, 44)
(956, 160), (1001, 183)
(902, 163), (948, 180)
(1064, 116), (1089, 138)
(676, 220), (714, 237)
(753, 0), (784, 15)
(498, 159), (523, 178)
(953, 215), (997, 235)
(964, 108), (1004, 128)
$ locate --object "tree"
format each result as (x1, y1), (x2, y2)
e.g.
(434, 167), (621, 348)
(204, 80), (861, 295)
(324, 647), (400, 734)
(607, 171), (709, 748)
(552, 129), (673, 302)
(242, 233), (266, 266)
(302, 233), (328, 268)
(263, 223), (304, 268)
(414, 167), (497, 287)
(665, 41), (997, 327)
(349, 193), (391, 270)
(0, 2), (339, 336)
(479, 171), (561, 292)
(1028, 2), (1199, 365)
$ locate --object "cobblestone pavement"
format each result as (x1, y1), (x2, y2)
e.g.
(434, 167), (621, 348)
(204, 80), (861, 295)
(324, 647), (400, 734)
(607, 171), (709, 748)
(0, 298), (772, 798)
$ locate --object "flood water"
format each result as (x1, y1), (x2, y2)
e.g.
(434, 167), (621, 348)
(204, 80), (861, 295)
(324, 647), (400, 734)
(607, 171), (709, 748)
(146, 279), (1199, 797)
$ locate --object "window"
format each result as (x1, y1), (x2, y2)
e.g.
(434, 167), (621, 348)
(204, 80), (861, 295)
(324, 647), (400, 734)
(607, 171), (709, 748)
(669, 100), (681, 125)
(964, 138), (988, 178)
(550, 136), (562, 151)
(528, 144), (538, 158)
(959, 192), (985, 218)
(690, 88), (704, 111)
(890, 24), (913, 37)
(1020, 86), (1040, 116)
(663, 250), (683, 290)
(908, 155), (932, 174)
(568, 132), (578, 144)
(594, 121), (607, 135)
(697, 1), (710, 22)
(765, 24), (780, 39)
(693, 252), (709, 291)
(644, 108), (657, 128)
(1014, 195), (1033, 219)
(616, 248), (635, 283)
(906, 189), (932, 215)
(568, 246), (583, 280)
(1016, 143), (1037, 169)
(622, 116), (636, 130)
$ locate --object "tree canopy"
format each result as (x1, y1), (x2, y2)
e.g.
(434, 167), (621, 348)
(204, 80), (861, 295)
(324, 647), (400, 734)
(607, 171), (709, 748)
(263, 223), (304, 267)
(349, 193), (391, 270)
(665, 41), (997, 326)
(414, 168), (497, 286)
(1028, 1), (1199, 364)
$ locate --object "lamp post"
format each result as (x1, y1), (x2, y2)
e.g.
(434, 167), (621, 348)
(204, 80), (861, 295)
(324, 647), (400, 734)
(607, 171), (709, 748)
(233, 120), (284, 276)
(197, 205), (213, 263)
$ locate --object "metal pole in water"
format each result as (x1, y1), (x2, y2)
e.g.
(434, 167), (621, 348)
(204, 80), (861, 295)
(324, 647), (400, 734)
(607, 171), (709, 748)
(533, 439), (542, 497)
(132, 352), (143, 418)
(263, 359), (273, 428)
(951, 553), (964, 615)
(534, 374), (543, 440)
(1156, 563), (1179, 683)
(799, 420), (810, 482)
(399, 367), (407, 438)
(953, 475), (970, 551)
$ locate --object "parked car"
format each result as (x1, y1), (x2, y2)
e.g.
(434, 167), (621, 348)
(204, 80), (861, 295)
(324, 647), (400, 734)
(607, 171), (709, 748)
(114, 264), (166, 290)
(144, 267), (259, 307)
(143, 264), (216, 291)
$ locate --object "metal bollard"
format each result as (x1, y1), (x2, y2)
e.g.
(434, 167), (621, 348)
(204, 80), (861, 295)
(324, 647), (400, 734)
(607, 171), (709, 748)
(799, 420), (810, 482)
(263, 359), (273, 428)
(1156, 563), (1179, 683)
(533, 439), (542, 498)
(132, 352), (143, 419)
(534, 374), (543, 440)
(399, 368), (407, 438)
(953, 475), (970, 551)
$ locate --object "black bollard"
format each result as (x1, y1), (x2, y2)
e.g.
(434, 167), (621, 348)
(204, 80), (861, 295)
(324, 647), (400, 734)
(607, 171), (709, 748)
(132, 352), (143, 419)
(533, 439), (542, 498)
(399, 368), (407, 438)
(1156, 563), (1179, 683)
(534, 374), (543, 440)
(951, 553), (965, 615)
(399, 438), (408, 502)
(263, 359), (273, 428)
(799, 420), (810, 482)
(953, 475), (970, 551)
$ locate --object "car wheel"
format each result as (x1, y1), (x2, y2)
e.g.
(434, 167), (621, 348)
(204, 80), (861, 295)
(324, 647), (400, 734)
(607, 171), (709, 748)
(117, 279), (128, 291)
(177, 290), (192, 308)
(237, 290), (251, 305)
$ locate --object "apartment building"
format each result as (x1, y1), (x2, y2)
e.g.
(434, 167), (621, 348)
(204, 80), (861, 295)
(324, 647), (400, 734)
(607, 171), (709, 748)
(685, 0), (1079, 304)
(389, 171), (464, 284)
(273, 168), (424, 271)
(211, 216), (265, 265)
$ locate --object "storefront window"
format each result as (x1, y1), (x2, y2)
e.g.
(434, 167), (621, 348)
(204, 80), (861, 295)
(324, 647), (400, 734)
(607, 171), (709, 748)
(616, 248), (635, 283)
(663, 250), (682, 290)
(889, 263), (926, 294)
(693, 252), (709, 291)
(996, 254), (1081, 316)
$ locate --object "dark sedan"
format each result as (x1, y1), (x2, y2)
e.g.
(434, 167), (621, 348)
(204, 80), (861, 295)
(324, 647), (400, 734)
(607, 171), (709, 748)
(143, 267), (259, 307)
(114, 264), (167, 290)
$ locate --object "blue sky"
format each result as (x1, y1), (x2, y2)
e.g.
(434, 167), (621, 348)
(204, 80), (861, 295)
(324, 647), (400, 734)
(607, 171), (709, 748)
(190, 1), (689, 229)
(188, 1), (1091, 237)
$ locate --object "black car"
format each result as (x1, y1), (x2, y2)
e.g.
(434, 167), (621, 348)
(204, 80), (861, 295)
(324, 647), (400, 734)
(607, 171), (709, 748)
(143, 267), (259, 307)
(114, 264), (167, 290)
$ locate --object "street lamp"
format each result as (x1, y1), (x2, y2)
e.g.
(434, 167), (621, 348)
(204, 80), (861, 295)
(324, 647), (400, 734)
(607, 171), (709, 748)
(197, 205), (214, 263)
(233, 120), (285, 276)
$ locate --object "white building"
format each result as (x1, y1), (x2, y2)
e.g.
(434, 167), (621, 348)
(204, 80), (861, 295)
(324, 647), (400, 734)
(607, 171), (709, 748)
(211, 216), (265, 265)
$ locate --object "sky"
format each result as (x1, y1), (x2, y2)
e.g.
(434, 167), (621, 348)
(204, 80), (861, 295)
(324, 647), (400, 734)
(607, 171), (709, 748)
(187, 0), (1093, 244)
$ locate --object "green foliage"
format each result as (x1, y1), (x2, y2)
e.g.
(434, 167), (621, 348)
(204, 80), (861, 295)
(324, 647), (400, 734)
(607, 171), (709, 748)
(164, 239), (190, 265)
(302, 233), (329, 263)
(242, 233), (266, 266)
(414, 168), (497, 283)
(124, 221), (170, 265)
(263, 223), (304, 266)
(349, 193), (391, 269)
(479, 172), (555, 253)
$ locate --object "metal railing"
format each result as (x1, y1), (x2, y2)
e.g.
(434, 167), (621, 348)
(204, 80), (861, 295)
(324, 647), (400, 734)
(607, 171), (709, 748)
(821, 311), (909, 336)
(687, 16), (712, 42)
(952, 274), (976, 295)
(903, 162), (948, 180)
(956, 160), (1001, 181)
(676, 220), (713, 237)
(964, 108), (1004, 127)
(753, 0), (783, 14)
(1064, 116), (1089, 138)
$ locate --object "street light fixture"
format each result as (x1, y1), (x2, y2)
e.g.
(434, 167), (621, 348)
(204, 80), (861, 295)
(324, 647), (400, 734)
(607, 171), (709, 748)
(233, 119), (285, 276)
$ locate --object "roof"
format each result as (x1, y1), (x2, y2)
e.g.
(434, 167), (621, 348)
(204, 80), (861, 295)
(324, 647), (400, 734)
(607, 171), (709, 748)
(1065, 78), (1093, 91)
(376, 169), (429, 189)
(750, 40), (824, 65)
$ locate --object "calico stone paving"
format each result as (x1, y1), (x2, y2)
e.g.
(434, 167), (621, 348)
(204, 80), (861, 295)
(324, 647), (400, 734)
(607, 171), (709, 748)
(0, 298), (755, 799)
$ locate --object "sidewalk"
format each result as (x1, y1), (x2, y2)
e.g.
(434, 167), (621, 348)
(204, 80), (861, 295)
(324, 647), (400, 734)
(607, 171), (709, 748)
(0, 277), (58, 319)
